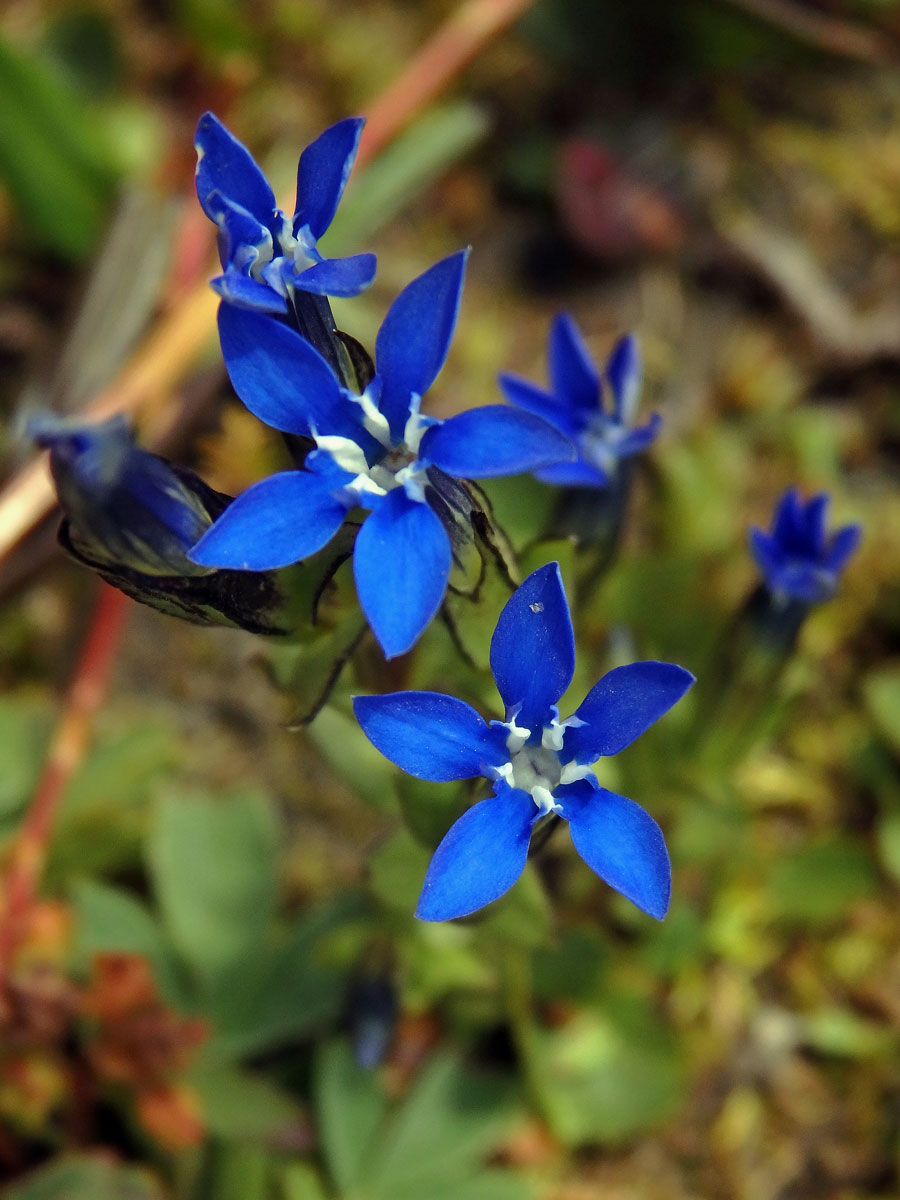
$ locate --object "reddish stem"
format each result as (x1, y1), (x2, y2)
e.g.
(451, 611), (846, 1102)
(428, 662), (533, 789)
(0, 585), (130, 980)
(356, 0), (535, 170)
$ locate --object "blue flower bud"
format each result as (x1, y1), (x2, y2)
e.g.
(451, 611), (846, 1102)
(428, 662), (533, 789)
(31, 413), (291, 635)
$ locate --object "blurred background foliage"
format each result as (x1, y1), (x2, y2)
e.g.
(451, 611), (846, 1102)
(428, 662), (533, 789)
(1, 0), (900, 1197)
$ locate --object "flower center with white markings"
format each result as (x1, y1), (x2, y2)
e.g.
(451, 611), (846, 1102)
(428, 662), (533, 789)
(508, 743), (562, 812)
(314, 386), (435, 507)
(582, 416), (627, 476)
(495, 719), (593, 816)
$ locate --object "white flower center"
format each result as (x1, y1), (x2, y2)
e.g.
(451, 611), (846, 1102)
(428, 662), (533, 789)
(494, 719), (592, 815)
(313, 392), (434, 509)
(582, 415), (627, 476)
(245, 215), (319, 289)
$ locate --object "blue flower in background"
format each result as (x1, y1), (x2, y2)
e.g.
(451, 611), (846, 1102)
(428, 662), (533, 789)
(190, 252), (575, 658)
(195, 112), (376, 314)
(750, 488), (861, 604)
(30, 412), (215, 576)
(498, 313), (661, 487)
(354, 562), (694, 921)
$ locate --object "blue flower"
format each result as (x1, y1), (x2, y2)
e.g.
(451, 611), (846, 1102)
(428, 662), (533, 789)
(195, 112), (376, 314)
(31, 412), (293, 634)
(30, 412), (215, 576)
(498, 313), (661, 487)
(353, 562), (694, 921)
(749, 488), (861, 604)
(190, 252), (575, 658)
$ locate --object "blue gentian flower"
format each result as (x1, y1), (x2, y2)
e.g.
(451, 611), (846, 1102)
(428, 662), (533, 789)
(749, 487), (861, 604)
(498, 313), (661, 487)
(353, 562), (694, 921)
(190, 252), (575, 658)
(31, 412), (293, 634)
(30, 412), (215, 577)
(195, 112), (376, 314)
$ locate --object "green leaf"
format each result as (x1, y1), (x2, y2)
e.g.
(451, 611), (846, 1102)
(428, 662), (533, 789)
(315, 1039), (386, 1195)
(147, 788), (279, 981)
(0, 694), (52, 819)
(280, 1163), (329, 1200)
(69, 877), (184, 1004)
(369, 830), (433, 913)
(395, 774), (468, 849)
(306, 706), (397, 812)
(191, 1065), (301, 1140)
(366, 1055), (520, 1198)
(47, 721), (182, 881)
(637, 901), (706, 977)
(0, 35), (114, 258)
(1, 1156), (164, 1199)
(532, 925), (609, 1001)
(386, 1171), (535, 1200)
(877, 808), (900, 884)
(200, 905), (350, 1062)
(799, 1007), (897, 1060)
(525, 996), (684, 1146)
(863, 664), (900, 756)
(204, 1144), (271, 1200)
(767, 838), (878, 927)
(476, 864), (552, 949)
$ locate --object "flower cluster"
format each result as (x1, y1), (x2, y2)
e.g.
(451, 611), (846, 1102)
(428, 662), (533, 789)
(750, 487), (861, 604)
(190, 117), (575, 657)
(32, 114), (865, 931)
(355, 563), (694, 921)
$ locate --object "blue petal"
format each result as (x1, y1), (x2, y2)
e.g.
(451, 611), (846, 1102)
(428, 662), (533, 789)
(212, 269), (288, 314)
(616, 413), (662, 456)
(557, 780), (671, 919)
(419, 407), (575, 479)
(416, 784), (538, 921)
(195, 113), (275, 225)
(606, 333), (641, 423)
(826, 523), (862, 573)
(293, 253), (377, 298)
(749, 527), (787, 584)
(376, 251), (468, 441)
(490, 562), (574, 730)
(294, 117), (365, 240)
(352, 692), (507, 782)
(802, 493), (829, 557)
(549, 313), (600, 417)
(189, 470), (347, 570)
(535, 458), (609, 487)
(497, 374), (584, 437)
(218, 304), (361, 440)
(353, 490), (451, 658)
(772, 488), (806, 554)
(211, 197), (272, 272)
(564, 661), (695, 762)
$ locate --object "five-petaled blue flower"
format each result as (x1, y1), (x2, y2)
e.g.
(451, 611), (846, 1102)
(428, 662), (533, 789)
(750, 487), (861, 604)
(190, 252), (576, 658)
(195, 112), (376, 313)
(498, 313), (661, 487)
(353, 562), (694, 921)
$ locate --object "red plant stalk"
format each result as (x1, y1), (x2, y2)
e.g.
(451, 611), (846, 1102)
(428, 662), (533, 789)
(357, 0), (535, 169)
(0, 584), (130, 981)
